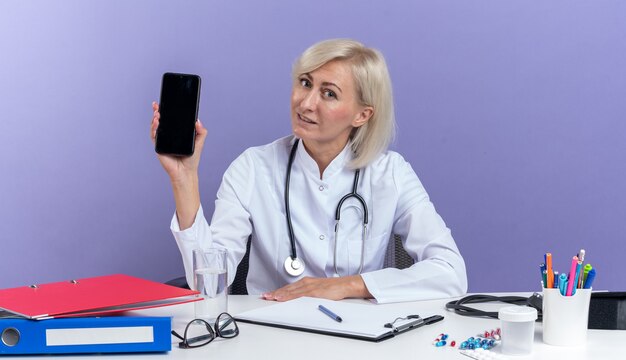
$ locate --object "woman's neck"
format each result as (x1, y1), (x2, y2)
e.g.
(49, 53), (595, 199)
(301, 139), (348, 179)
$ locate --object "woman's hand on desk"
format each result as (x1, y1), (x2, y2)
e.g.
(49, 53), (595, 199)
(150, 101), (208, 229)
(261, 275), (373, 302)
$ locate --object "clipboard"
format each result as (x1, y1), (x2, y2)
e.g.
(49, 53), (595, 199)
(0, 274), (200, 319)
(234, 297), (443, 342)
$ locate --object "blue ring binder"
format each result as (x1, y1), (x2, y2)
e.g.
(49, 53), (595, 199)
(0, 316), (171, 355)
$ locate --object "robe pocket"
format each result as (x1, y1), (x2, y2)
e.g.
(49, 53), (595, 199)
(347, 231), (390, 272)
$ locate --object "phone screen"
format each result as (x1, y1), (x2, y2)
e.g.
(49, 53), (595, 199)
(155, 73), (201, 156)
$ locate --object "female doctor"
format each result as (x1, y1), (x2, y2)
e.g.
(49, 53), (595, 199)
(150, 39), (467, 304)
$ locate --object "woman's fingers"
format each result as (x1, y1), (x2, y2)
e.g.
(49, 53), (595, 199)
(150, 119), (158, 143)
(194, 119), (207, 149)
(150, 101), (161, 144)
(262, 275), (368, 302)
(262, 278), (327, 302)
(150, 117), (160, 144)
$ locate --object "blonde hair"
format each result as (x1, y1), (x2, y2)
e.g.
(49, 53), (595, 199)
(292, 39), (396, 169)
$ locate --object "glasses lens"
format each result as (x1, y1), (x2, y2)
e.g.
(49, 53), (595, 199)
(184, 319), (215, 347)
(215, 313), (239, 339)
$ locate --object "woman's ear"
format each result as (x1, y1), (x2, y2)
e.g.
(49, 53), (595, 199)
(352, 106), (374, 128)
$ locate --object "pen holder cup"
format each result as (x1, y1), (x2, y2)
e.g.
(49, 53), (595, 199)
(192, 248), (228, 322)
(542, 288), (591, 346)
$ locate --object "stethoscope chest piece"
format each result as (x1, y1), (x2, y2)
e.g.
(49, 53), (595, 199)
(284, 256), (305, 277)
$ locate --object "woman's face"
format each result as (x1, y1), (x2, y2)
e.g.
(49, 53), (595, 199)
(291, 60), (372, 151)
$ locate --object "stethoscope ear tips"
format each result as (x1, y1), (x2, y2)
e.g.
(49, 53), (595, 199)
(284, 256), (305, 277)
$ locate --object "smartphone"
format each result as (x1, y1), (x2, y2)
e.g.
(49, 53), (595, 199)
(155, 72), (201, 156)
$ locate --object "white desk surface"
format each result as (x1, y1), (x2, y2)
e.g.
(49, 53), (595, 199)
(12, 294), (625, 359)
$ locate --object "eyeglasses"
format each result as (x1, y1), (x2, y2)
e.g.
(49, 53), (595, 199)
(171, 312), (240, 349)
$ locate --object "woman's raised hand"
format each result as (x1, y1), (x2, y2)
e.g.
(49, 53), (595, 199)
(150, 101), (208, 183)
(150, 101), (207, 229)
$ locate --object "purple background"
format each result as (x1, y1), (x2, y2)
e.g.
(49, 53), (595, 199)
(1, 1), (624, 293)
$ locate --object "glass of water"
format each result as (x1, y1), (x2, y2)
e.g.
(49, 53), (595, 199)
(192, 248), (228, 322)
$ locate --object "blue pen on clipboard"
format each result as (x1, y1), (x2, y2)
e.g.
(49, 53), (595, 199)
(318, 305), (343, 323)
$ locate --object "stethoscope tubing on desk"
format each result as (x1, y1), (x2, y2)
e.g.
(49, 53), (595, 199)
(445, 294), (540, 319)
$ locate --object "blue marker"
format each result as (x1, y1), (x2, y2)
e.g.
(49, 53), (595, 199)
(318, 305), (342, 322)
(559, 275), (568, 296)
(583, 268), (596, 289)
(554, 271), (560, 289)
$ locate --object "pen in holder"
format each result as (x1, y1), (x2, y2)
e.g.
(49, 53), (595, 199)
(542, 288), (592, 346)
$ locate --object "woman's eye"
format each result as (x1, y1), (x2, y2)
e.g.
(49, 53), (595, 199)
(299, 78), (311, 88)
(323, 89), (337, 99)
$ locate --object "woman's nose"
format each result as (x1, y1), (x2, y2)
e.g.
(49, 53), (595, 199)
(299, 89), (318, 111)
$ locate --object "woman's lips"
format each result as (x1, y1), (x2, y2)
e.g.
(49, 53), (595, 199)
(298, 113), (317, 124)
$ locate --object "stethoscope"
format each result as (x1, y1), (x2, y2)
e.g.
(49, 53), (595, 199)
(283, 138), (369, 277)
